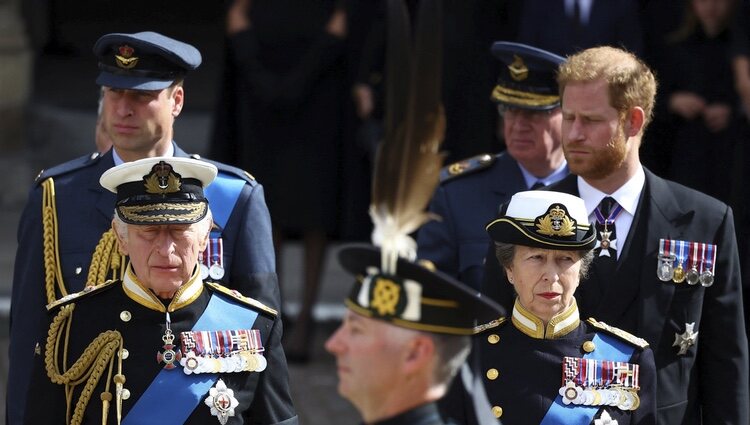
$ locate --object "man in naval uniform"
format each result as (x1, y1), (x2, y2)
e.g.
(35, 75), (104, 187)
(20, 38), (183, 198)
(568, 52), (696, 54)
(24, 156), (297, 424)
(9, 31), (283, 424)
(483, 46), (749, 424)
(417, 42), (569, 293)
(325, 243), (504, 425)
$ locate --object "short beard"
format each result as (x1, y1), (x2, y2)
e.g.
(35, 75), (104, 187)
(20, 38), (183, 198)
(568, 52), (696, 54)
(566, 120), (628, 180)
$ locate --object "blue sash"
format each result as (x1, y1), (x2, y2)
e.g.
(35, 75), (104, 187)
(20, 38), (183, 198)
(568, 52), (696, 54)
(540, 333), (635, 425)
(123, 293), (259, 424)
(204, 172), (246, 236)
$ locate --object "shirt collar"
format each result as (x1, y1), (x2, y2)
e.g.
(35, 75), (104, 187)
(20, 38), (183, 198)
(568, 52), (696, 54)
(511, 297), (580, 339)
(122, 262), (204, 312)
(112, 142), (175, 166)
(517, 160), (569, 189)
(577, 166), (645, 217)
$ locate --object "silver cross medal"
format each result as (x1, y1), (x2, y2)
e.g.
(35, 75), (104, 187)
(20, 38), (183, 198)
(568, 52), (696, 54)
(596, 223), (617, 257)
(673, 322), (698, 355)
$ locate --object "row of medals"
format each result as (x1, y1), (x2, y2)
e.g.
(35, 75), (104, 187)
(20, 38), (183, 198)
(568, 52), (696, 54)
(181, 350), (267, 375)
(656, 255), (714, 287)
(561, 382), (640, 411)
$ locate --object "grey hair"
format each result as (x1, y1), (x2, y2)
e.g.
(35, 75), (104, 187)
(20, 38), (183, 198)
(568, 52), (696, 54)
(494, 242), (594, 280)
(112, 208), (213, 243)
(425, 332), (471, 386)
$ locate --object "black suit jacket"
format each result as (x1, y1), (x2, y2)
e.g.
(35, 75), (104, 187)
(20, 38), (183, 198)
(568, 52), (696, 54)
(482, 169), (749, 424)
(517, 0), (643, 57)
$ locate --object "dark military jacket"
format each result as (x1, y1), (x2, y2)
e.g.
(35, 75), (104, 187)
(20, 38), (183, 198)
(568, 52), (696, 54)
(444, 301), (656, 425)
(9, 144), (281, 424)
(25, 272), (297, 424)
(370, 402), (448, 425)
(417, 152), (526, 292)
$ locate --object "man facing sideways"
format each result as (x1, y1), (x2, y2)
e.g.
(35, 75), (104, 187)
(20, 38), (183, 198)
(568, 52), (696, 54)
(8, 31), (285, 424)
(417, 42), (569, 292)
(483, 46), (749, 424)
(325, 243), (503, 425)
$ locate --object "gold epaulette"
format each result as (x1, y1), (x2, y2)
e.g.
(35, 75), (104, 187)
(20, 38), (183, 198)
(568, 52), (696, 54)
(205, 281), (278, 317)
(587, 318), (649, 349)
(473, 317), (507, 334)
(440, 154), (496, 183)
(46, 279), (119, 311)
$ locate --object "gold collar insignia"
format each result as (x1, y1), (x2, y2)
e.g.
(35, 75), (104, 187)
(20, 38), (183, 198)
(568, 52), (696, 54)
(511, 298), (580, 339)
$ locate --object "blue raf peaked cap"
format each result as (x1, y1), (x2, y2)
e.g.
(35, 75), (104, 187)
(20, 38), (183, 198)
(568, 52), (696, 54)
(490, 41), (565, 111)
(93, 31), (202, 90)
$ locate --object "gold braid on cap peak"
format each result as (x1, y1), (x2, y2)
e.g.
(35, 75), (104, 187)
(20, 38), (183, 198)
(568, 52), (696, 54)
(44, 304), (125, 425)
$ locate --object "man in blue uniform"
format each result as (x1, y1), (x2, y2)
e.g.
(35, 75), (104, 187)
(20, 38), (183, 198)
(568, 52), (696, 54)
(9, 31), (284, 424)
(417, 42), (569, 293)
(484, 46), (749, 424)
(24, 157), (296, 424)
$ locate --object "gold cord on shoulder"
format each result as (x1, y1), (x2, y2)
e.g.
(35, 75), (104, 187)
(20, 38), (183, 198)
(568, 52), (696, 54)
(45, 304), (124, 425)
(42, 178), (125, 305)
(86, 230), (124, 287)
(42, 178), (68, 303)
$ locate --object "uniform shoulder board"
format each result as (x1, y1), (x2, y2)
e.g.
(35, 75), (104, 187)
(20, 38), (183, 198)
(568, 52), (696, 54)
(475, 316), (507, 334)
(46, 279), (119, 311)
(205, 281), (278, 317)
(440, 153), (496, 183)
(587, 318), (649, 349)
(35, 152), (103, 184)
(197, 157), (257, 185)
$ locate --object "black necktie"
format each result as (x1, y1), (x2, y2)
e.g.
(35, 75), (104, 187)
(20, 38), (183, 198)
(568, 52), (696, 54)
(595, 197), (619, 268)
(530, 181), (546, 190)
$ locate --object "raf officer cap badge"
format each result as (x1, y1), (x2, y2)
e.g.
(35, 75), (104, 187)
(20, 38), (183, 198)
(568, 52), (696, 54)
(490, 42), (565, 111)
(93, 31), (202, 90)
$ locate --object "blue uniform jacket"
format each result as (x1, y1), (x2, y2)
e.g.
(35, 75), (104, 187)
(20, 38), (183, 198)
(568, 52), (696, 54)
(8, 144), (282, 424)
(416, 152), (526, 292)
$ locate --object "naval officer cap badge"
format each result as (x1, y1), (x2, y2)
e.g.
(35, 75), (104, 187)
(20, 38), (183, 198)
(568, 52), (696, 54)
(486, 190), (596, 249)
(100, 156), (217, 225)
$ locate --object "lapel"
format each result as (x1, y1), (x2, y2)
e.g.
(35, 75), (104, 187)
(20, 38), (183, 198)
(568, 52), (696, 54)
(91, 150), (117, 221)
(636, 170), (694, 344)
(173, 142), (189, 158)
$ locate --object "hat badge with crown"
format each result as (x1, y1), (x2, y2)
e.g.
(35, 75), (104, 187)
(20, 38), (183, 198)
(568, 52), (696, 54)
(116, 45), (138, 69)
(536, 204), (576, 237)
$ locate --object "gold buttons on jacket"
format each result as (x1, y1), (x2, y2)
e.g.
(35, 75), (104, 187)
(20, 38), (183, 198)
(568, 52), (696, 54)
(582, 341), (596, 353)
(486, 368), (499, 380)
(487, 334), (500, 344)
(120, 311), (132, 322)
(120, 348), (129, 360)
(492, 406), (503, 418)
(121, 389), (131, 400)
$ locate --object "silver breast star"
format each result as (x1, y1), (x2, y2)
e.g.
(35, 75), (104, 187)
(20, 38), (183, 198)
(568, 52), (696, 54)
(673, 322), (698, 355)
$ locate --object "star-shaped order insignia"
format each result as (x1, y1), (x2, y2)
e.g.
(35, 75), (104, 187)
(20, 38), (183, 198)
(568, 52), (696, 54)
(673, 322), (698, 355)
(205, 379), (239, 424)
(594, 410), (618, 425)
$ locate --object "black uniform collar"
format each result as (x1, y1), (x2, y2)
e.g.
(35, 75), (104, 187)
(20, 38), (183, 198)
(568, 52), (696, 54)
(367, 402), (444, 425)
